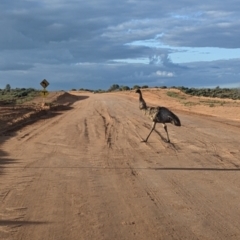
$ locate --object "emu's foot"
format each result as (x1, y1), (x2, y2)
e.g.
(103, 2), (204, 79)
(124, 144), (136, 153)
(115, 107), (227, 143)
(141, 139), (147, 143)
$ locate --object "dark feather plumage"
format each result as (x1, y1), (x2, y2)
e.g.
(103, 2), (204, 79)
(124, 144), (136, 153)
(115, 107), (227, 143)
(135, 89), (181, 142)
(154, 107), (181, 126)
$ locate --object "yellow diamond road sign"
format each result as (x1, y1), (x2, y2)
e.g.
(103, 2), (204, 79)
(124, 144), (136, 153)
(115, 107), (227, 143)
(40, 79), (49, 88)
(40, 90), (49, 97)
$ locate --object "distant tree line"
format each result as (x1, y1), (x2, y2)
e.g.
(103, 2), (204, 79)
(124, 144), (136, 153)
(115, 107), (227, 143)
(70, 84), (150, 93)
(107, 84), (149, 92)
(2, 83), (239, 101)
(177, 86), (240, 100)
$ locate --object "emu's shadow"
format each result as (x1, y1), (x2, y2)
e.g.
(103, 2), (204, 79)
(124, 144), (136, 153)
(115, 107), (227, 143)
(141, 127), (179, 151)
(154, 129), (168, 142)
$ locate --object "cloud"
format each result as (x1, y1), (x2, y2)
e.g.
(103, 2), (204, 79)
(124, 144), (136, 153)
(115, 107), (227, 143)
(0, 0), (240, 89)
(156, 71), (174, 77)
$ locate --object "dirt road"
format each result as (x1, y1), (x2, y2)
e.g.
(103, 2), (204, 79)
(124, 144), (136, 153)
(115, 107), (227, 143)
(1, 92), (240, 240)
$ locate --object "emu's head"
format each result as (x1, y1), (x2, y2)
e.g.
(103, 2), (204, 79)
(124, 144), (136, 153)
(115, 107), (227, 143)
(135, 88), (141, 94)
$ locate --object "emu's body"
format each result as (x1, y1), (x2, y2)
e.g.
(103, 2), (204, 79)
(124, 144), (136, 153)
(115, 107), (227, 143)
(136, 89), (181, 142)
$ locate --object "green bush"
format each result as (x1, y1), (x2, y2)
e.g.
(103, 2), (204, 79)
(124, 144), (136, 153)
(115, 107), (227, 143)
(132, 85), (141, 89)
(0, 87), (38, 104)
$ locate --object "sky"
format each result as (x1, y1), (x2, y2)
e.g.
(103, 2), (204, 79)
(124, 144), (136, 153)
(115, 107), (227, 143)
(1, 0), (240, 91)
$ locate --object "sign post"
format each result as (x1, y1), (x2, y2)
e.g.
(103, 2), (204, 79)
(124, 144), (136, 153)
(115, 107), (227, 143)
(40, 79), (50, 106)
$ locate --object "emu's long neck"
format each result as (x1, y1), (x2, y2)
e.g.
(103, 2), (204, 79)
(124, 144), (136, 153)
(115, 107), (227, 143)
(138, 92), (147, 110)
(137, 91), (157, 120)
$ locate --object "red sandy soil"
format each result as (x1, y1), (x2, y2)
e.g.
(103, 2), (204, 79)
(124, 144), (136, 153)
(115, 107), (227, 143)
(0, 90), (240, 240)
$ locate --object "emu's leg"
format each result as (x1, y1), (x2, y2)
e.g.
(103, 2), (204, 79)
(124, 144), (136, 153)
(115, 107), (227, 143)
(143, 122), (156, 142)
(163, 124), (170, 142)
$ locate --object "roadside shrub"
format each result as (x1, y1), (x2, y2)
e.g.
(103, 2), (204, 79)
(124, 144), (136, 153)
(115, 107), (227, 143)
(108, 84), (120, 91)
(121, 86), (130, 91)
(179, 87), (240, 100)
(132, 85), (141, 89)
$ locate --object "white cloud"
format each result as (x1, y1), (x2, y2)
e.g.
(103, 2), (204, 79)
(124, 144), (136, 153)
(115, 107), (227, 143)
(156, 71), (174, 77)
(0, 0), (240, 90)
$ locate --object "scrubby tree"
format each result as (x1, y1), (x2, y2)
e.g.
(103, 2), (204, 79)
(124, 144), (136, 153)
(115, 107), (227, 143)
(121, 86), (130, 91)
(5, 84), (11, 92)
(108, 84), (120, 91)
(132, 85), (140, 89)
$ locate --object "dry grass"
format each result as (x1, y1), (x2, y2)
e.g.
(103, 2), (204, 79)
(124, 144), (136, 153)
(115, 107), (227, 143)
(116, 88), (240, 121)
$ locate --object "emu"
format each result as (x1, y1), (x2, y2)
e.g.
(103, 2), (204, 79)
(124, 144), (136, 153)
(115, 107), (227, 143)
(135, 89), (181, 143)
